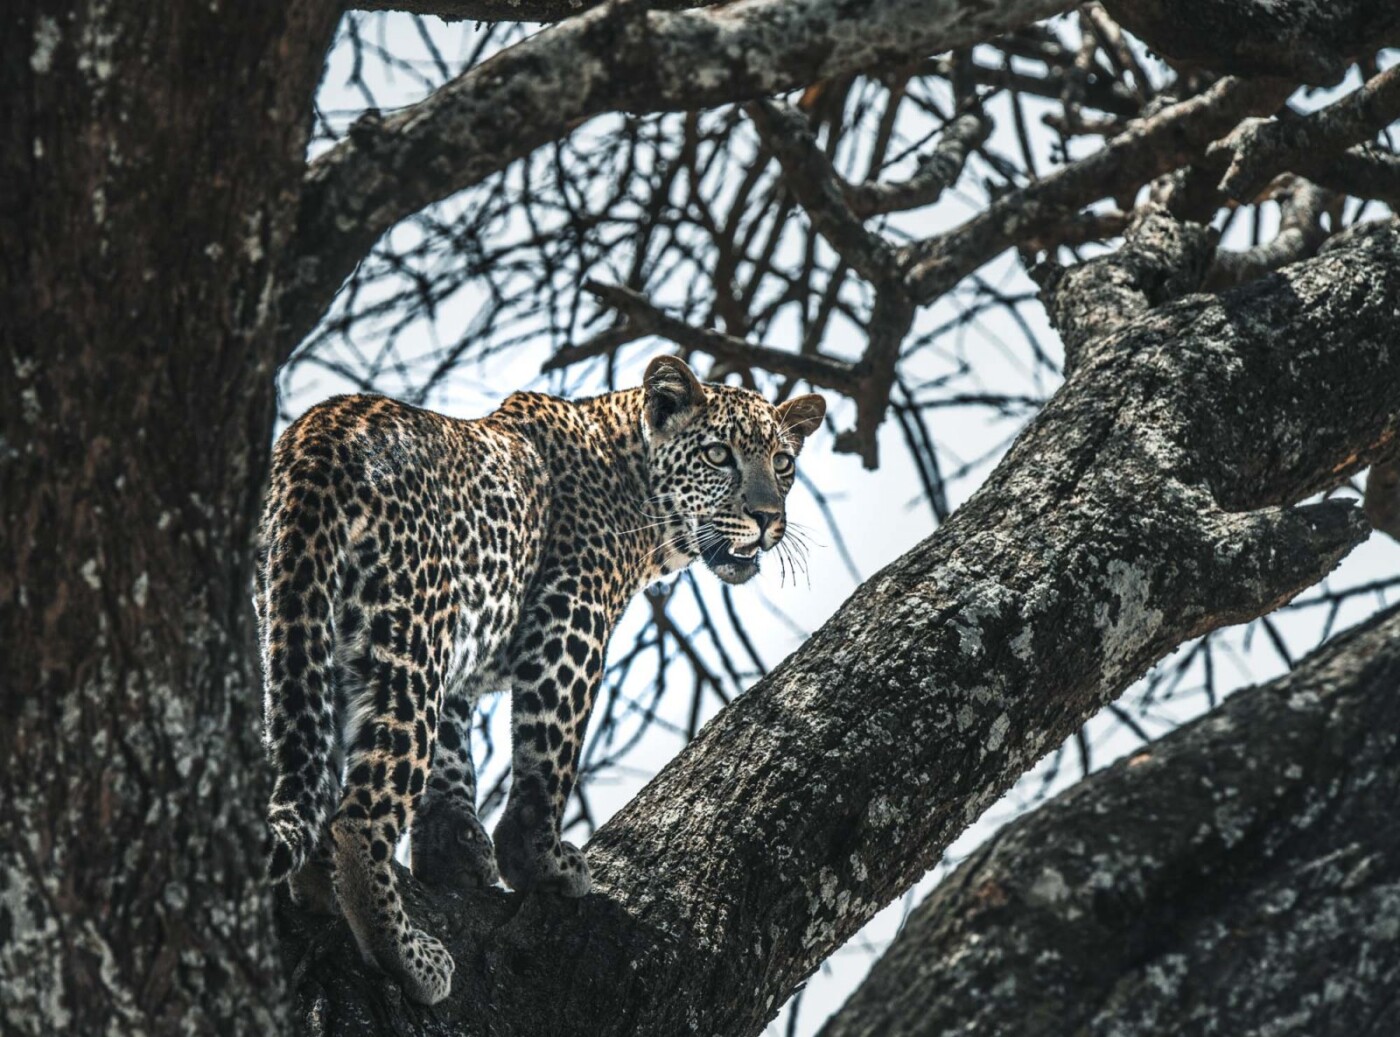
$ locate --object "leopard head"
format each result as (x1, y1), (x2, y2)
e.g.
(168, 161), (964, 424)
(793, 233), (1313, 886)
(640, 355), (825, 585)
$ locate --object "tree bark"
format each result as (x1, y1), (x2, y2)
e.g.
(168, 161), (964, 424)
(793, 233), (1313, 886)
(1032, 206), (1214, 376)
(820, 601), (1400, 1037)
(279, 224), (1400, 1037)
(357, 0), (715, 23)
(1103, 0), (1400, 83)
(1, 4), (338, 1034)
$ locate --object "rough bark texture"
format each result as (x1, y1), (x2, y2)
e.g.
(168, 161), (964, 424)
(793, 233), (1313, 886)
(0, 4), (339, 1034)
(1103, 0), (1400, 83)
(1034, 206), (1213, 376)
(1366, 459), (1400, 543)
(820, 602), (1400, 1037)
(358, 0), (713, 22)
(279, 225), (1400, 1037)
(1207, 64), (1400, 202)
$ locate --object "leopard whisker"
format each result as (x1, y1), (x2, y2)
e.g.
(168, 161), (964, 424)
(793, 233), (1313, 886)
(779, 540), (810, 588)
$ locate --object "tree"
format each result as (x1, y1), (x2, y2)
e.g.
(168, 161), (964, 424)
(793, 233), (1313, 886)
(819, 600), (1400, 1037)
(2, 2), (1396, 1035)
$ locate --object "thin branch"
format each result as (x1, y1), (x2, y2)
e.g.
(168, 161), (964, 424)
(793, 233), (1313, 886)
(281, 0), (1078, 356)
(844, 109), (991, 217)
(747, 100), (898, 285)
(1205, 175), (1335, 290)
(901, 75), (1293, 306)
(564, 281), (863, 393)
(355, 0), (713, 22)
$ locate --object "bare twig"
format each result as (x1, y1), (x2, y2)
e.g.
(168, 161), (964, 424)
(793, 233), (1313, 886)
(844, 110), (990, 217)
(565, 281), (863, 393)
(1205, 175), (1335, 290)
(1208, 65), (1400, 201)
(282, 0), (1079, 357)
(901, 76), (1292, 306)
(747, 100), (899, 285)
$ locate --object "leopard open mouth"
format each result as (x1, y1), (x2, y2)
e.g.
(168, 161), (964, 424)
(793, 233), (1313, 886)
(700, 539), (761, 584)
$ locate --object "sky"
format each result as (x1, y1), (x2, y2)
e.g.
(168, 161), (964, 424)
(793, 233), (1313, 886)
(285, 15), (1400, 1034)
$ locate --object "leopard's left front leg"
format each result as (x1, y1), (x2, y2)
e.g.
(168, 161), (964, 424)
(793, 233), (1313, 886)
(411, 692), (499, 891)
(494, 587), (609, 896)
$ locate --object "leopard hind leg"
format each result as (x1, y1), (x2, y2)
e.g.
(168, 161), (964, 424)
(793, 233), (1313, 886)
(332, 650), (453, 1005)
(288, 826), (339, 916)
(287, 662), (349, 916)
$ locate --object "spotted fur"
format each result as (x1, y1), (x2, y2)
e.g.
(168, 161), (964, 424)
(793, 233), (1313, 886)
(255, 356), (824, 1003)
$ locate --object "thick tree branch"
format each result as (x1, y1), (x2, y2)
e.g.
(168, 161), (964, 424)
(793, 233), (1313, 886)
(822, 601), (1400, 1037)
(1312, 147), (1400, 208)
(283, 223), (1400, 1037)
(1103, 0), (1400, 83)
(278, 0), (1077, 356)
(1032, 205), (1213, 375)
(1365, 459), (1400, 543)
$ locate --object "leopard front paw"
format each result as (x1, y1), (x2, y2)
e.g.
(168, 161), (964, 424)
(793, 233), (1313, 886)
(411, 795), (500, 891)
(393, 926), (455, 1006)
(493, 810), (591, 897)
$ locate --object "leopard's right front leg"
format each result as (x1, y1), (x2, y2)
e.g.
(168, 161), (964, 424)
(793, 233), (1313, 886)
(494, 590), (608, 897)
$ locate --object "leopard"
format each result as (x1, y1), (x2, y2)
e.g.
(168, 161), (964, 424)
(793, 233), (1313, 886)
(255, 354), (825, 1004)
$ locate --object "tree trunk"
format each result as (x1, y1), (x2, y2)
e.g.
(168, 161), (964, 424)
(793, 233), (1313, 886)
(278, 224), (1400, 1037)
(1, 4), (337, 1033)
(820, 602), (1400, 1037)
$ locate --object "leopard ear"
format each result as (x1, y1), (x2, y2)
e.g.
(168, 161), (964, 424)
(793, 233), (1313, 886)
(643, 355), (706, 434)
(775, 394), (826, 443)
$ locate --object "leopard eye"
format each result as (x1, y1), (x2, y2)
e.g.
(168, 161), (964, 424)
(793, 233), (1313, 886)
(701, 443), (734, 468)
(773, 452), (795, 476)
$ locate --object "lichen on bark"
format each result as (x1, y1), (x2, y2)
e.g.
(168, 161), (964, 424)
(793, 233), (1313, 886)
(821, 602), (1400, 1037)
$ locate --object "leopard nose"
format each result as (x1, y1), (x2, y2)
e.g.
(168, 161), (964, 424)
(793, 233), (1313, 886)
(746, 507), (780, 535)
